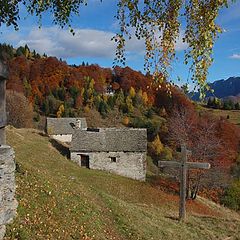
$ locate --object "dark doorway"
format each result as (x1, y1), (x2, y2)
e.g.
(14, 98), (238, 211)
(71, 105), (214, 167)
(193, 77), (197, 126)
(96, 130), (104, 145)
(80, 155), (90, 168)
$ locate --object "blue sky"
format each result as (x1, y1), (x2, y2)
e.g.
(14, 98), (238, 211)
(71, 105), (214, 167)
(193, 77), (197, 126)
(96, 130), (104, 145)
(0, 0), (240, 87)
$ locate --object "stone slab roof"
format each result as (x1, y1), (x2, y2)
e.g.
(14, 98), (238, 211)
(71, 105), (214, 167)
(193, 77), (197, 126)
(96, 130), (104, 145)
(47, 118), (87, 135)
(70, 128), (147, 152)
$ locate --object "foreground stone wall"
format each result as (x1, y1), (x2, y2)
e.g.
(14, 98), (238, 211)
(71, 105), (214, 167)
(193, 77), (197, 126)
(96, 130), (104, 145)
(71, 151), (146, 181)
(0, 145), (17, 239)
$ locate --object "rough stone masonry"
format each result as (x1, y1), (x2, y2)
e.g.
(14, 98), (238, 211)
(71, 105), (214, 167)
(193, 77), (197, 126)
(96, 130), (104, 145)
(0, 146), (17, 239)
(0, 60), (17, 239)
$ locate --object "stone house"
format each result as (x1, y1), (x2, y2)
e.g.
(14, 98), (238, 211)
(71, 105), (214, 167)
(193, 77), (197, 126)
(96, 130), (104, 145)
(70, 128), (147, 181)
(46, 118), (87, 143)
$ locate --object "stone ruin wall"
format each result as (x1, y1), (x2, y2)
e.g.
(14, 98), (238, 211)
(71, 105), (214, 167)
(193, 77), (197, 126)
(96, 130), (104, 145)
(71, 151), (147, 181)
(0, 146), (18, 239)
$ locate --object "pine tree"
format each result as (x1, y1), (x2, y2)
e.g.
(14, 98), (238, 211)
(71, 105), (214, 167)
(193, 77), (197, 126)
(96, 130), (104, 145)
(235, 102), (240, 110)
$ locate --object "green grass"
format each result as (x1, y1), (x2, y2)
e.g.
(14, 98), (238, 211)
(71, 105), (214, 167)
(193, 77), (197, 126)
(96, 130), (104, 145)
(197, 105), (240, 126)
(5, 127), (240, 240)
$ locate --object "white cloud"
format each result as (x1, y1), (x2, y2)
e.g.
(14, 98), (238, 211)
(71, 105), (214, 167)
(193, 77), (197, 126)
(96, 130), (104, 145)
(1, 25), (187, 60)
(229, 54), (240, 59)
(175, 30), (188, 51)
(16, 27), (117, 58)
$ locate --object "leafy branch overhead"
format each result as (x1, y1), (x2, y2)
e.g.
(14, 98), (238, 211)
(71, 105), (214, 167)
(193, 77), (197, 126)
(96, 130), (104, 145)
(0, 0), (235, 93)
(114, 0), (232, 95)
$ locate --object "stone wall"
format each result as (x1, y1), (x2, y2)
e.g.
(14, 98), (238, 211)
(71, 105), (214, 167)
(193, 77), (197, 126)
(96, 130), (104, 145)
(51, 134), (72, 143)
(71, 151), (146, 181)
(0, 145), (17, 240)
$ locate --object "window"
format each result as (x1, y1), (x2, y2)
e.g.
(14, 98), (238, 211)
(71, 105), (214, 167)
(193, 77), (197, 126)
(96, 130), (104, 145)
(110, 157), (117, 163)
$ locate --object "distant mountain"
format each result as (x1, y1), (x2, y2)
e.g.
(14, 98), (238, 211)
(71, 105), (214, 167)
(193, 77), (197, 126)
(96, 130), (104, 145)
(191, 77), (240, 101)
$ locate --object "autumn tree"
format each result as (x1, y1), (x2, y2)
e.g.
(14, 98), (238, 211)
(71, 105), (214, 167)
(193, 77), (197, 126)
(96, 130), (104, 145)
(82, 77), (95, 108)
(57, 104), (65, 118)
(6, 90), (33, 128)
(149, 134), (164, 157)
(167, 107), (224, 199)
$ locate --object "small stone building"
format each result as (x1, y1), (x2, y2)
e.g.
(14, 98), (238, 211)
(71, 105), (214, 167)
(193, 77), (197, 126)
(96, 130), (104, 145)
(46, 118), (87, 143)
(70, 128), (147, 181)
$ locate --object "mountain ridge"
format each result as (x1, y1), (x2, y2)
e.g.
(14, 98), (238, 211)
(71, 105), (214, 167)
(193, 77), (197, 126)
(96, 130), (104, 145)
(192, 76), (240, 101)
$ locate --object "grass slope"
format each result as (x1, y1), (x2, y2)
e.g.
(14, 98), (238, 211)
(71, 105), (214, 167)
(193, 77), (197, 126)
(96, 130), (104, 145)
(5, 127), (240, 240)
(198, 105), (240, 126)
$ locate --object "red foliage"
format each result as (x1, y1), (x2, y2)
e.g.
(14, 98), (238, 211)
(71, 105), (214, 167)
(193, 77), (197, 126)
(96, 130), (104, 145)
(76, 64), (112, 93)
(215, 118), (240, 169)
(154, 83), (194, 113)
(7, 56), (30, 93)
(113, 66), (151, 92)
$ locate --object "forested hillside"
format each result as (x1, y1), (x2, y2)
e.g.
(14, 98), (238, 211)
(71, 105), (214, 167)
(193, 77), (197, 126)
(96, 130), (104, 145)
(2, 43), (240, 208)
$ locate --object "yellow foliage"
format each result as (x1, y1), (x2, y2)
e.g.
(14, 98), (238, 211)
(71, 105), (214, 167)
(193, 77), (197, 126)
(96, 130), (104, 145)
(56, 104), (64, 118)
(142, 92), (148, 105)
(102, 95), (108, 102)
(89, 78), (95, 89)
(122, 116), (130, 126)
(81, 88), (85, 96)
(84, 105), (90, 113)
(95, 95), (101, 102)
(129, 87), (136, 98)
(150, 135), (163, 155)
(137, 89), (143, 98)
(126, 96), (134, 112)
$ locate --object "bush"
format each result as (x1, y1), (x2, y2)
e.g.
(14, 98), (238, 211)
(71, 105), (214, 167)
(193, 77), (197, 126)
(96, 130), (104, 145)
(6, 90), (33, 128)
(160, 146), (173, 161)
(221, 180), (240, 211)
(129, 116), (163, 140)
(146, 156), (159, 175)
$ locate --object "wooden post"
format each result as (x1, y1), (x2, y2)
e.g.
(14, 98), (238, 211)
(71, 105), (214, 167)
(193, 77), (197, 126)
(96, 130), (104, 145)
(158, 144), (211, 222)
(179, 144), (187, 221)
(0, 60), (8, 145)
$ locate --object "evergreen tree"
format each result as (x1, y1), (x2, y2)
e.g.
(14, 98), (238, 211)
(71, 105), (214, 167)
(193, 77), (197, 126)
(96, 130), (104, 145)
(16, 46), (25, 56)
(223, 100), (234, 110)
(235, 102), (240, 110)
(98, 100), (109, 117)
(207, 97), (213, 108)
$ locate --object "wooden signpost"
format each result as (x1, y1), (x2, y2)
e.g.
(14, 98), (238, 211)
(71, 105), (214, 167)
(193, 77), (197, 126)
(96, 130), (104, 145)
(0, 60), (8, 145)
(158, 144), (211, 222)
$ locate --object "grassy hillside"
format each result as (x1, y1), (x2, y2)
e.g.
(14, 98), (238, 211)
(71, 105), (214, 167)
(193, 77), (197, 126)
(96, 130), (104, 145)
(5, 127), (240, 240)
(198, 105), (240, 126)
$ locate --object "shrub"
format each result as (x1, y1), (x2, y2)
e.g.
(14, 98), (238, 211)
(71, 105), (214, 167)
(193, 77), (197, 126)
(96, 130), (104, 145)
(160, 146), (173, 161)
(122, 116), (130, 126)
(149, 135), (164, 156)
(221, 180), (240, 211)
(146, 156), (159, 176)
